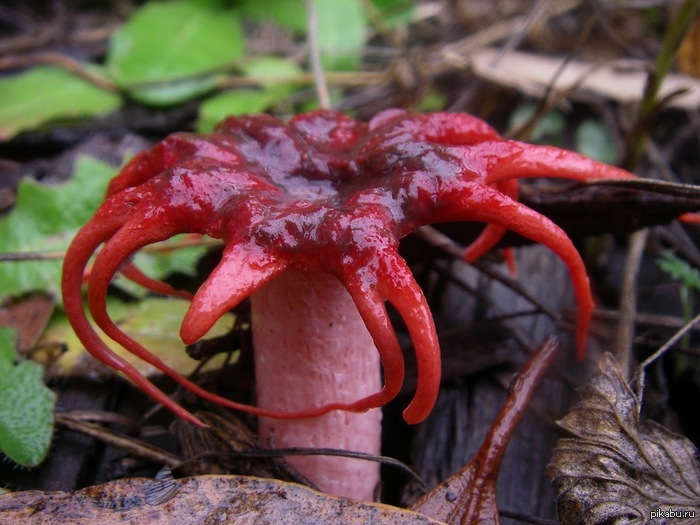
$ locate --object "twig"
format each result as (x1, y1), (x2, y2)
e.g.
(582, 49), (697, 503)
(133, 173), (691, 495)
(435, 0), (580, 71)
(0, 251), (64, 261)
(595, 308), (700, 332)
(576, 177), (700, 199)
(633, 311), (700, 409)
(56, 413), (182, 467)
(0, 52), (117, 92)
(304, 0), (331, 109)
(0, 2), (65, 56)
(178, 447), (429, 493)
(413, 226), (559, 321)
(615, 228), (648, 379)
(55, 410), (140, 432)
(0, 237), (221, 263)
(218, 70), (385, 90)
(490, 0), (551, 66)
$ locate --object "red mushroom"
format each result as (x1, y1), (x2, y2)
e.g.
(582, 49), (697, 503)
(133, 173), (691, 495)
(61, 109), (635, 500)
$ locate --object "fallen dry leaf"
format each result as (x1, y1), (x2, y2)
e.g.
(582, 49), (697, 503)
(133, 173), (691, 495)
(460, 47), (700, 109)
(548, 353), (700, 524)
(0, 293), (54, 354)
(677, 15), (700, 78)
(0, 475), (445, 525)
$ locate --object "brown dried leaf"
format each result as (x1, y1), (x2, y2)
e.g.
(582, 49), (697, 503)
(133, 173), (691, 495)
(0, 293), (54, 354)
(677, 15), (700, 78)
(0, 475), (446, 525)
(548, 353), (700, 524)
(465, 47), (700, 109)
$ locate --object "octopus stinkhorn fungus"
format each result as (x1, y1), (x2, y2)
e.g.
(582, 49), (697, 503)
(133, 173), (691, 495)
(62, 109), (635, 500)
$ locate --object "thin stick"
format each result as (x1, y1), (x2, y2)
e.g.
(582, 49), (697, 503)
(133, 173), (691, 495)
(178, 448), (429, 493)
(304, 0), (331, 109)
(615, 228), (648, 379)
(56, 413), (182, 467)
(0, 52), (117, 92)
(413, 226), (559, 321)
(633, 311), (700, 410)
(0, 251), (65, 261)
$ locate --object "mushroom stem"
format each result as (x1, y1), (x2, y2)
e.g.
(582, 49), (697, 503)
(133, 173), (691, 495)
(251, 271), (382, 501)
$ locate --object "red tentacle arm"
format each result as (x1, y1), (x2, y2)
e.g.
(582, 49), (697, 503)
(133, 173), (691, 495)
(370, 249), (440, 424)
(341, 274), (406, 412)
(119, 263), (193, 299)
(180, 241), (287, 344)
(61, 205), (206, 427)
(472, 141), (635, 185)
(463, 179), (519, 265)
(335, 241), (441, 424)
(431, 181), (594, 358)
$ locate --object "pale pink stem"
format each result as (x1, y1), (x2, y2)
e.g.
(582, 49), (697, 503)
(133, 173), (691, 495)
(251, 271), (382, 501)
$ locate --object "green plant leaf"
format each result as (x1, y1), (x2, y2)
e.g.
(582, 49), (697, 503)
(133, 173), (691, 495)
(418, 90), (446, 112)
(576, 119), (618, 164)
(44, 297), (236, 378)
(240, 0), (366, 70)
(314, 0), (366, 71)
(197, 90), (277, 132)
(371, 0), (416, 26)
(508, 104), (566, 145)
(240, 56), (302, 87)
(0, 156), (207, 301)
(0, 327), (56, 467)
(239, 0), (307, 35)
(197, 57), (301, 132)
(0, 67), (120, 140)
(106, 0), (245, 106)
(0, 157), (115, 299)
(658, 252), (700, 291)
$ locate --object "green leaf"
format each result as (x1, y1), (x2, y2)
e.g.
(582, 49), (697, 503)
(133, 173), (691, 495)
(106, 1), (245, 106)
(418, 90), (446, 112)
(240, 56), (302, 87)
(45, 297), (236, 378)
(0, 156), (116, 299)
(197, 57), (301, 132)
(196, 90), (277, 132)
(576, 119), (618, 165)
(240, 0), (366, 70)
(239, 0), (308, 35)
(508, 104), (566, 145)
(0, 67), (120, 140)
(371, 0), (416, 26)
(314, 0), (366, 71)
(0, 156), (207, 301)
(0, 328), (56, 467)
(240, 0), (366, 69)
(658, 252), (700, 291)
